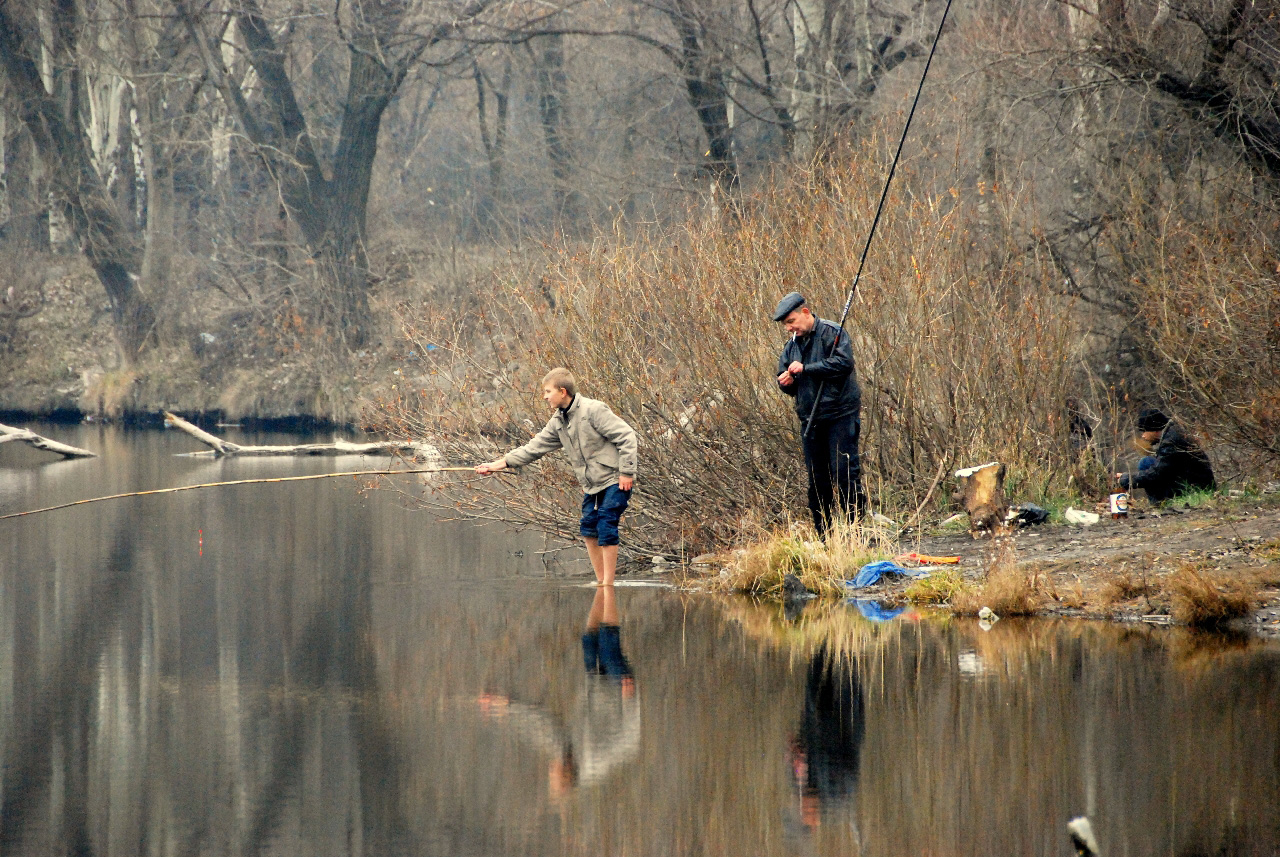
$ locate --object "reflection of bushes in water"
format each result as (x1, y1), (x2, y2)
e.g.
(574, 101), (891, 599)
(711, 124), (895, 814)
(710, 595), (905, 666)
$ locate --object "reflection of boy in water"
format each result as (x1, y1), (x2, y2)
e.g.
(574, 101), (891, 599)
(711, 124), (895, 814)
(788, 647), (865, 829)
(477, 586), (640, 801)
(583, 584), (635, 686)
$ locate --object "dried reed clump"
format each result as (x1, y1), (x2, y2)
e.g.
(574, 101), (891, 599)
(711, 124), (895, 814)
(951, 535), (1040, 616)
(1100, 568), (1154, 605)
(1168, 564), (1259, 628)
(714, 518), (897, 598)
(1256, 564), (1280, 587)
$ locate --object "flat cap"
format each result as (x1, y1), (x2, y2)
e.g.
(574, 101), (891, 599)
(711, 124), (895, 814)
(772, 291), (806, 321)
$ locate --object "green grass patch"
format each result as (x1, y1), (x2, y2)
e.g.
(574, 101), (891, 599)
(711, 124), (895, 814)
(903, 569), (970, 604)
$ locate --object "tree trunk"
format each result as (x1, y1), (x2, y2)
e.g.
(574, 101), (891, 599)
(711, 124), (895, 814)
(0, 113), (50, 251)
(191, 0), (411, 348)
(952, 462), (1008, 538)
(790, 0), (931, 160)
(0, 422), (97, 458)
(665, 5), (740, 198)
(0, 3), (156, 358)
(472, 54), (510, 226)
(531, 34), (578, 227)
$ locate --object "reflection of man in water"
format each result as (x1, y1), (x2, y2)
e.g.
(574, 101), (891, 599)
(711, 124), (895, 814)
(788, 647), (865, 830)
(477, 586), (640, 800)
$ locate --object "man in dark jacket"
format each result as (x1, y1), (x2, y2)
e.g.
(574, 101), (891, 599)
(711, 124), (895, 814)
(1115, 408), (1215, 503)
(774, 291), (867, 535)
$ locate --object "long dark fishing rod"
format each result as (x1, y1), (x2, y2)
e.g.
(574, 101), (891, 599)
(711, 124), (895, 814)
(803, 0), (956, 438)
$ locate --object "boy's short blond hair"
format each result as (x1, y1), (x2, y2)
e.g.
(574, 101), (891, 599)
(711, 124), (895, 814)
(542, 367), (576, 397)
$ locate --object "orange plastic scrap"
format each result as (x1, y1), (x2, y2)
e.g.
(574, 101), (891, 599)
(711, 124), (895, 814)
(894, 552), (961, 565)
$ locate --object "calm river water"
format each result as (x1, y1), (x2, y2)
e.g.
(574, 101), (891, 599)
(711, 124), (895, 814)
(1, 424), (1277, 857)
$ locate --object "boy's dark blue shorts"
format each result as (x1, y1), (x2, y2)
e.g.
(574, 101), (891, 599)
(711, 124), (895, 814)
(580, 484), (631, 547)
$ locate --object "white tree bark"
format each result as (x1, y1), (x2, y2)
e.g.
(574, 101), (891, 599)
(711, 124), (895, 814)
(0, 423), (97, 458)
(164, 413), (443, 462)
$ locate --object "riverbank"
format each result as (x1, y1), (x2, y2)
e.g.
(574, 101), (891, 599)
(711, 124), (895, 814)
(0, 257), (412, 427)
(845, 493), (1280, 634)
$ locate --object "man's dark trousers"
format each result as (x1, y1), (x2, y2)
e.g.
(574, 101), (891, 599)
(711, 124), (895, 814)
(802, 414), (867, 536)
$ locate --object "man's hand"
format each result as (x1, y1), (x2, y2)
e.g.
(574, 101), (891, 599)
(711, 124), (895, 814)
(476, 458), (508, 474)
(777, 370), (795, 387)
(619, 475), (634, 492)
(787, 361), (804, 375)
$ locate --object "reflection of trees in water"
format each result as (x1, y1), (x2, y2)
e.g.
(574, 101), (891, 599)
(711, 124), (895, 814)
(0, 532), (141, 852)
(0, 516), (426, 856)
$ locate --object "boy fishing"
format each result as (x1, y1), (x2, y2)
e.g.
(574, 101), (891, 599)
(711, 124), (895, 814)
(476, 368), (638, 586)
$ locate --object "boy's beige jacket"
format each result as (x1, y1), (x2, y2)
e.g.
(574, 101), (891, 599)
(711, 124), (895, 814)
(504, 395), (638, 494)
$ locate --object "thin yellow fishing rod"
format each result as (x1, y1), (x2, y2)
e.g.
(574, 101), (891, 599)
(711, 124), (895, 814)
(0, 466), (500, 521)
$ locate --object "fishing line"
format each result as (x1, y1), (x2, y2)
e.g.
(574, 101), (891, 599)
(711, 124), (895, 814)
(803, 0), (956, 437)
(0, 466), (500, 521)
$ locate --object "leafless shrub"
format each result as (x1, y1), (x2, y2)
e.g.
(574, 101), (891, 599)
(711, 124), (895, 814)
(372, 150), (1097, 555)
(1102, 170), (1280, 470)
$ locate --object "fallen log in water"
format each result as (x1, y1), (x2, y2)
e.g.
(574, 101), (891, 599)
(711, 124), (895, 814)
(163, 412), (441, 462)
(0, 422), (97, 458)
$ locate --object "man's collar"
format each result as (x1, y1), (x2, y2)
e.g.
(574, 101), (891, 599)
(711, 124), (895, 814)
(558, 394), (577, 419)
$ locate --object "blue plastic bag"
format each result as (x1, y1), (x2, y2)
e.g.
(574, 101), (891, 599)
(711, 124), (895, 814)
(847, 560), (928, 589)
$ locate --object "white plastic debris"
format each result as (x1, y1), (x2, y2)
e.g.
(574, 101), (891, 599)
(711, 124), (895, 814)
(871, 512), (896, 527)
(1064, 507), (1100, 526)
(977, 606), (999, 622)
(651, 555), (670, 565)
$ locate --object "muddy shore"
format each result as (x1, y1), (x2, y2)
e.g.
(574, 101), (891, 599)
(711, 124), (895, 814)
(866, 494), (1280, 634)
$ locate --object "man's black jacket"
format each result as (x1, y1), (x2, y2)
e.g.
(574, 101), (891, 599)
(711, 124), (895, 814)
(777, 318), (861, 422)
(1125, 421), (1215, 502)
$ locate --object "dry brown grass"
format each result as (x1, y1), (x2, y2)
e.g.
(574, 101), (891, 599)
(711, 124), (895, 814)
(1256, 563), (1280, 587)
(1100, 568), (1155, 605)
(951, 535), (1041, 616)
(903, 569), (969, 604)
(1167, 564), (1259, 628)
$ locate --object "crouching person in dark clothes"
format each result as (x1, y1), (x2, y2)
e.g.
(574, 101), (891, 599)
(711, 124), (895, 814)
(477, 368), (638, 586)
(1115, 408), (1215, 503)
(773, 292), (868, 536)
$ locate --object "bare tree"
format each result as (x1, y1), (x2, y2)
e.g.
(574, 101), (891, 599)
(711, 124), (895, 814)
(0, 0), (158, 357)
(1066, 0), (1280, 180)
(179, 0), (502, 348)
